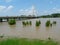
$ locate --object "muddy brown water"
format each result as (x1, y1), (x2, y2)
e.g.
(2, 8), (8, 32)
(0, 18), (60, 42)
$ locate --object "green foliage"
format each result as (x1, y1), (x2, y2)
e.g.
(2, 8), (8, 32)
(29, 21), (32, 25)
(0, 38), (58, 45)
(0, 35), (4, 38)
(46, 20), (57, 27)
(22, 21), (26, 26)
(39, 20), (41, 24)
(40, 13), (60, 18)
(22, 21), (32, 26)
(50, 23), (52, 27)
(53, 21), (56, 24)
(36, 20), (41, 26)
(26, 21), (29, 25)
(48, 37), (51, 40)
(8, 19), (16, 25)
(46, 20), (50, 27)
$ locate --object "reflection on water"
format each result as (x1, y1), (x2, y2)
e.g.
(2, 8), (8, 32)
(0, 18), (60, 41)
(9, 25), (16, 29)
(35, 26), (40, 30)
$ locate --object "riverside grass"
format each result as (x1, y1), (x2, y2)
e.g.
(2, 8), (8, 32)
(0, 38), (58, 45)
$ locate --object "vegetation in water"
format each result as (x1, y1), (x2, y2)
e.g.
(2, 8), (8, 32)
(36, 20), (41, 26)
(26, 21), (29, 25)
(50, 23), (52, 27)
(48, 37), (51, 40)
(46, 20), (57, 27)
(46, 20), (50, 27)
(29, 21), (32, 25)
(22, 21), (32, 26)
(0, 38), (58, 45)
(39, 20), (41, 24)
(0, 35), (4, 38)
(22, 21), (26, 26)
(8, 19), (16, 25)
(53, 21), (56, 24)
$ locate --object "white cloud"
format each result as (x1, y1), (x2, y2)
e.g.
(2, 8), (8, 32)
(5, 5), (14, 12)
(19, 6), (37, 16)
(0, 6), (6, 12)
(40, 7), (60, 15)
(19, 7), (60, 16)
(0, 5), (14, 14)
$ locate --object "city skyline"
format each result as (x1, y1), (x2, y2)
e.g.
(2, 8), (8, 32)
(0, 0), (60, 16)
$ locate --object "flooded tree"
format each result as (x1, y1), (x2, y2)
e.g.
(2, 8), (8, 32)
(8, 19), (16, 25)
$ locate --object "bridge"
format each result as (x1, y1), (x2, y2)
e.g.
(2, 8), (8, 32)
(0, 16), (39, 22)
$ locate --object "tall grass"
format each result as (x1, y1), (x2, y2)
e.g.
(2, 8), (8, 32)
(0, 38), (58, 45)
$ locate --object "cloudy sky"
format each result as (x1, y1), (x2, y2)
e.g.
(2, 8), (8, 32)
(0, 0), (60, 16)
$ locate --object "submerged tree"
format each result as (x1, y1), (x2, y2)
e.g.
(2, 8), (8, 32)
(8, 19), (16, 25)
(46, 20), (50, 27)
(36, 20), (41, 26)
(53, 21), (56, 24)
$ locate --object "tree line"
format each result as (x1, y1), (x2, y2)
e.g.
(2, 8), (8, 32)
(39, 13), (60, 18)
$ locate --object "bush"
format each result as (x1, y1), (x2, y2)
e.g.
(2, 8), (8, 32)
(53, 21), (56, 24)
(46, 20), (50, 27)
(8, 19), (16, 25)
(48, 37), (51, 40)
(50, 23), (52, 27)
(36, 20), (41, 26)
(29, 21), (32, 25)
(22, 21), (26, 26)
(22, 21), (32, 26)
(39, 20), (41, 24)
(26, 21), (29, 25)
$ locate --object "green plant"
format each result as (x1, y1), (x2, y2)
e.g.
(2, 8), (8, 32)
(8, 19), (16, 25)
(39, 20), (41, 24)
(50, 23), (52, 27)
(48, 37), (51, 40)
(46, 20), (50, 27)
(22, 21), (32, 26)
(26, 21), (29, 25)
(0, 38), (58, 45)
(29, 21), (32, 25)
(36, 20), (41, 26)
(53, 21), (56, 24)
(22, 21), (26, 26)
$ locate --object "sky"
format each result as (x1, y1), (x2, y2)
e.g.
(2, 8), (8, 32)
(0, 0), (60, 16)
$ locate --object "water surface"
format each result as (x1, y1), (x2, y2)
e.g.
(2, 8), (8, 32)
(0, 18), (60, 41)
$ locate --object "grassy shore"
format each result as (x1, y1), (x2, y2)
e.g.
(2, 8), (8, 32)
(0, 38), (58, 45)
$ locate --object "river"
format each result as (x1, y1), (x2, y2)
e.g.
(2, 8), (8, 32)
(0, 18), (60, 41)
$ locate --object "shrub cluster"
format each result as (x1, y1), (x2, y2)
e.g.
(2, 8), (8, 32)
(36, 20), (41, 26)
(46, 20), (56, 27)
(8, 19), (16, 25)
(22, 21), (32, 26)
(53, 21), (56, 24)
(46, 20), (50, 27)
